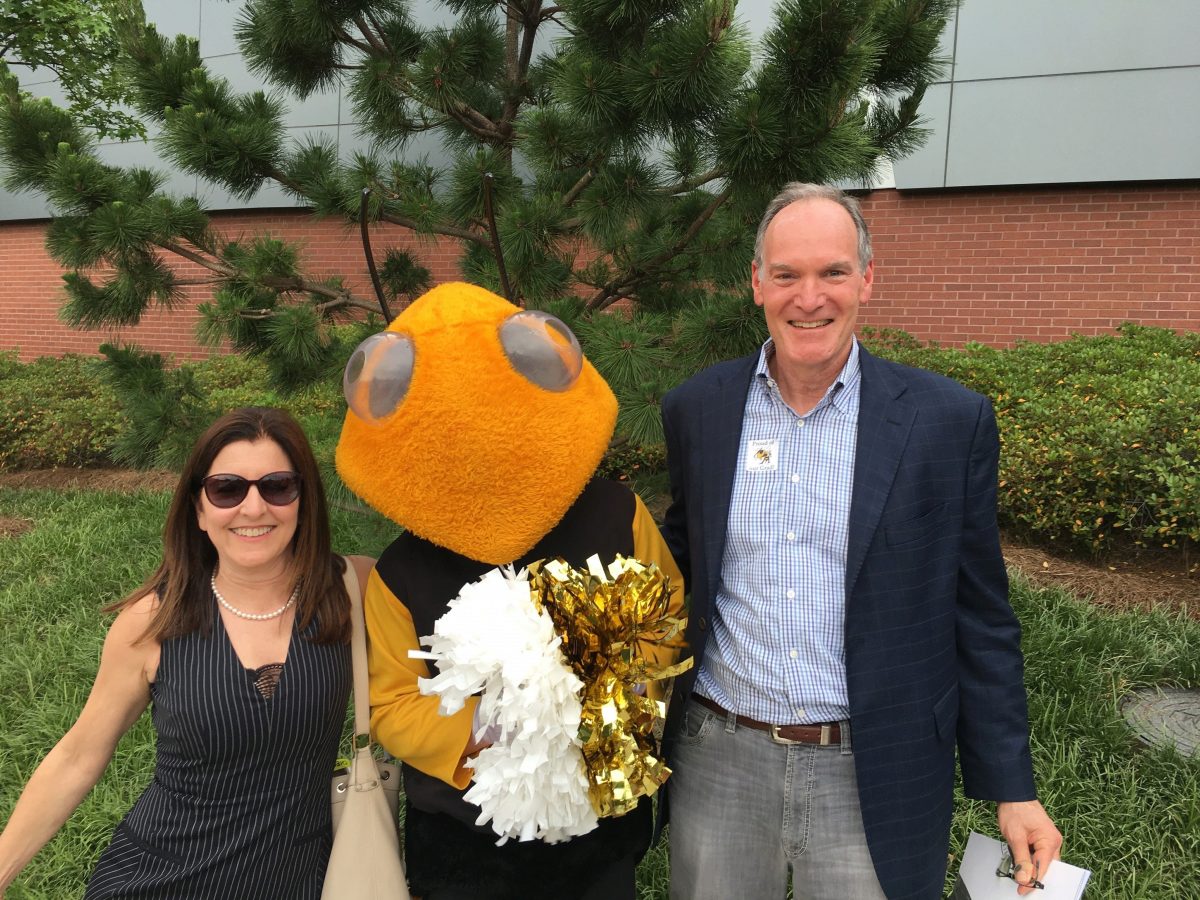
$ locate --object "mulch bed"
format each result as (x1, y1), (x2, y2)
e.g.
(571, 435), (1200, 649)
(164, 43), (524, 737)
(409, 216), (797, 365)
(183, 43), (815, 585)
(0, 468), (177, 540)
(1002, 542), (1197, 620)
(0, 468), (178, 492)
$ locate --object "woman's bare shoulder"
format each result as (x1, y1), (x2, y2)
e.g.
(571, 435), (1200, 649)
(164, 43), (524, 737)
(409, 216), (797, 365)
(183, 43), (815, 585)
(106, 591), (163, 676)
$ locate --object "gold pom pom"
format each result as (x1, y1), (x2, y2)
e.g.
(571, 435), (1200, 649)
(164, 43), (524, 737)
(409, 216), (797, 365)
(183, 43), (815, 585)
(529, 555), (693, 819)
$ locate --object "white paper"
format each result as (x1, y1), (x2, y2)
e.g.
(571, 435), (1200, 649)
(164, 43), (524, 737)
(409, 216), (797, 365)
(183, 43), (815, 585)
(956, 831), (1090, 900)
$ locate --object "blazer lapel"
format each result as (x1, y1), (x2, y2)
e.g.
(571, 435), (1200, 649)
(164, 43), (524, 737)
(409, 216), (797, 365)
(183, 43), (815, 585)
(700, 356), (756, 602)
(846, 348), (916, 597)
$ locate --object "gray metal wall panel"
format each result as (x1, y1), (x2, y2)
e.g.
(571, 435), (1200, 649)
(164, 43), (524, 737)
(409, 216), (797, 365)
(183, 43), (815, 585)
(198, 0), (242, 57)
(205, 54), (341, 129)
(19, 74), (67, 103)
(0, 190), (50, 220)
(5, 0), (1198, 221)
(96, 136), (199, 199)
(953, 0), (1199, 81)
(337, 123), (457, 174)
(945, 67), (1200, 186)
(144, 0), (201, 37)
(891, 83), (952, 189)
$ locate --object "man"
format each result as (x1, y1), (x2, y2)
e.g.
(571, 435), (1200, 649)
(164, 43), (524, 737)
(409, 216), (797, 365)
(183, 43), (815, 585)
(659, 183), (1061, 899)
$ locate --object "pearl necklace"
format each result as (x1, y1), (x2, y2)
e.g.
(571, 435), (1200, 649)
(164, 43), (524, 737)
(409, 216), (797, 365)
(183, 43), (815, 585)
(211, 574), (298, 621)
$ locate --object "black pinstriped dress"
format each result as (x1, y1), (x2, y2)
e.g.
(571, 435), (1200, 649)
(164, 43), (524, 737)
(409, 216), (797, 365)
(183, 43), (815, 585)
(84, 598), (350, 899)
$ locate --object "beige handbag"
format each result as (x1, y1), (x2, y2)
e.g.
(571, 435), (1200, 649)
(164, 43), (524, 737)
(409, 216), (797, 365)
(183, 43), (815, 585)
(323, 559), (410, 900)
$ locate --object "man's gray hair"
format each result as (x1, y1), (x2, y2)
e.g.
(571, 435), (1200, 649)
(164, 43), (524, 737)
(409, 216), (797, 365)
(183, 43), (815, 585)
(753, 182), (873, 272)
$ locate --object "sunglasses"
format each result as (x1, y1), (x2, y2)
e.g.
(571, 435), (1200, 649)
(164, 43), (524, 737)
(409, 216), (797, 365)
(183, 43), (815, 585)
(199, 471), (302, 509)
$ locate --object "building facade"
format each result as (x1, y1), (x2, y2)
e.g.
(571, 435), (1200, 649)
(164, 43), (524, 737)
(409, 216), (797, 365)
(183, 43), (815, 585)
(1, 0), (1197, 360)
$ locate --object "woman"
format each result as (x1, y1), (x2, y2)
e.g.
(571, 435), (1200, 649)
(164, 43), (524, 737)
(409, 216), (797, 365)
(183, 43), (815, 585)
(0, 407), (373, 898)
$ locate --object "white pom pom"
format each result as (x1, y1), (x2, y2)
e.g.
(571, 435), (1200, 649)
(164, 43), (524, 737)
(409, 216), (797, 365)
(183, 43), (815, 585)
(411, 566), (598, 843)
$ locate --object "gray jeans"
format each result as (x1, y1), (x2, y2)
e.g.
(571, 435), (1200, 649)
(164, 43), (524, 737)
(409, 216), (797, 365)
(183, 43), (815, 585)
(668, 696), (888, 900)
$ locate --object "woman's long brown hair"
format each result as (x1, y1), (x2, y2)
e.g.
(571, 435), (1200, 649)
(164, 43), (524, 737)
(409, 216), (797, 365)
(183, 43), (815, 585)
(109, 407), (352, 644)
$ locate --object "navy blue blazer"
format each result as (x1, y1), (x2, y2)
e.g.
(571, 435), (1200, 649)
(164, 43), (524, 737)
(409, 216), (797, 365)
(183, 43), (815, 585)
(660, 345), (1037, 900)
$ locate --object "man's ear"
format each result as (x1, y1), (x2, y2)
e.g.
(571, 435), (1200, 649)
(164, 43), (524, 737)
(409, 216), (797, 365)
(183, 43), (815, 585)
(860, 260), (875, 305)
(751, 261), (765, 308)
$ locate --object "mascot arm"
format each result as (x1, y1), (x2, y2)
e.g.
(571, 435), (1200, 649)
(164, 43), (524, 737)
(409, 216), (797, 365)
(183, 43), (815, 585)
(364, 569), (479, 789)
(631, 494), (688, 703)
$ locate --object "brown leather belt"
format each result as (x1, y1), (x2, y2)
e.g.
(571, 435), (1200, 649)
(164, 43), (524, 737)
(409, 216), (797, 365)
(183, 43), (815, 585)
(693, 694), (841, 746)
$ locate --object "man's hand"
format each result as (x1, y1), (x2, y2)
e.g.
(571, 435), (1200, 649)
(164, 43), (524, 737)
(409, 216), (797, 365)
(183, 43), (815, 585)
(997, 800), (1062, 895)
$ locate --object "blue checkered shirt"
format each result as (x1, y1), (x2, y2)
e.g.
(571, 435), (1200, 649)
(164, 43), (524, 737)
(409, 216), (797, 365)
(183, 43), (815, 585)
(693, 338), (861, 724)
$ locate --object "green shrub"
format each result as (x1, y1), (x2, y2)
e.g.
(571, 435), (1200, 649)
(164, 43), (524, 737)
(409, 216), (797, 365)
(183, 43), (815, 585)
(598, 440), (667, 483)
(0, 354), (122, 469)
(5, 323), (1198, 558)
(864, 324), (1200, 556)
(0, 350), (344, 472)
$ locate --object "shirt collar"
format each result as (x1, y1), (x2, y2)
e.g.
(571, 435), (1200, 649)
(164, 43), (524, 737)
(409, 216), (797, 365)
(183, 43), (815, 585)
(755, 337), (861, 414)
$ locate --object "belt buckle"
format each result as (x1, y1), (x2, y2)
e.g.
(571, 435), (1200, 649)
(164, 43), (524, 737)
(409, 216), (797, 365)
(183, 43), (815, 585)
(769, 724), (800, 745)
(769, 723), (834, 746)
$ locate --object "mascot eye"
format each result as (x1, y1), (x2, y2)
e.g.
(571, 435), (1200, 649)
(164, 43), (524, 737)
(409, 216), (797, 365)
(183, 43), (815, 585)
(498, 311), (583, 392)
(343, 332), (415, 423)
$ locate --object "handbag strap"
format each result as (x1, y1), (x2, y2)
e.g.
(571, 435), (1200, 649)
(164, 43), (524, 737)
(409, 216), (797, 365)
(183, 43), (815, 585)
(340, 557), (372, 743)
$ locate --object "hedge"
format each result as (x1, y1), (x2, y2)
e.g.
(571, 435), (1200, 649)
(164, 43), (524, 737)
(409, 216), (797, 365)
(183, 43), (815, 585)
(2, 324), (1197, 557)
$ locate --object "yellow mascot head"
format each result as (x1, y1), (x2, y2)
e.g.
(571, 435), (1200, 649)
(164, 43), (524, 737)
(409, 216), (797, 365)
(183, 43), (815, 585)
(335, 283), (617, 564)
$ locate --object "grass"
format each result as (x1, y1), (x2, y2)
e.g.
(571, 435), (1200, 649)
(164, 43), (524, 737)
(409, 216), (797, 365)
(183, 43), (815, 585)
(2, 486), (1198, 899)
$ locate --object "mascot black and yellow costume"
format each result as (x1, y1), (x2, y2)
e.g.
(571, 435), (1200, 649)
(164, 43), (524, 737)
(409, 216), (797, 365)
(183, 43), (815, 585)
(336, 283), (685, 899)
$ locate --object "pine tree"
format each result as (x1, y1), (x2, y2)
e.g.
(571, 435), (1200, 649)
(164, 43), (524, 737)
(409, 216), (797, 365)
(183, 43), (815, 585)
(1, 0), (952, 444)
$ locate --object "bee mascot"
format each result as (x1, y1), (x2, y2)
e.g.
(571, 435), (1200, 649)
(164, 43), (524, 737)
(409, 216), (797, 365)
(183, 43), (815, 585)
(336, 282), (685, 900)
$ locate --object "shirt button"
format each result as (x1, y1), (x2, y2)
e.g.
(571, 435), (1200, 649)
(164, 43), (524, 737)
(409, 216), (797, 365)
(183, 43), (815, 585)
(795, 708), (806, 718)
(786, 531), (796, 541)
(789, 650), (798, 659)
(786, 589), (796, 599)
(795, 419), (805, 428)
(791, 474), (799, 483)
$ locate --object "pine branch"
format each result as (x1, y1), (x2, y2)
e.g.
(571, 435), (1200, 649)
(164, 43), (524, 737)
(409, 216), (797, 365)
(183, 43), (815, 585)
(562, 168), (596, 208)
(334, 28), (375, 56)
(378, 209), (490, 246)
(364, 9), (391, 51)
(449, 102), (505, 143)
(659, 167), (727, 195)
(160, 240), (234, 276)
(367, 67), (502, 145)
(266, 166), (307, 198)
(504, 3), (519, 77)
(316, 295), (384, 315)
(586, 186), (733, 311)
(353, 15), (389, 58)
(498, 2), (522, 134)
(518, 2), (541, 73)
(256, 274), (376, 313)
(490, 2), (542, 156)
(169, 238), (380, 317)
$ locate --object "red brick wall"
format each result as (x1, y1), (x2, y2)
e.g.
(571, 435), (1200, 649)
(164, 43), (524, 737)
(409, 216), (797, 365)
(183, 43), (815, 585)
(859, 183), (1200, 344)
(2, 182), (1197, 361)
(0, 212), (465, 362)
